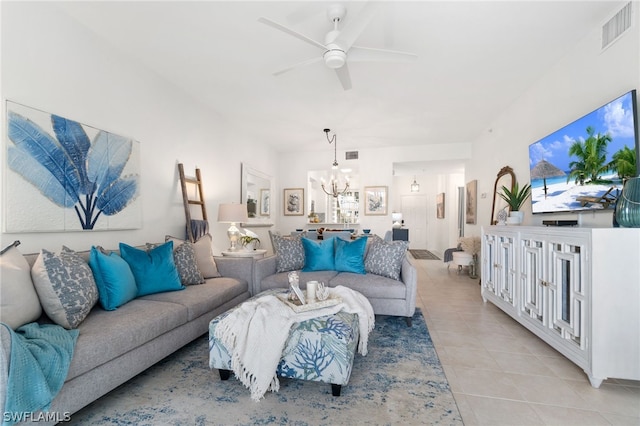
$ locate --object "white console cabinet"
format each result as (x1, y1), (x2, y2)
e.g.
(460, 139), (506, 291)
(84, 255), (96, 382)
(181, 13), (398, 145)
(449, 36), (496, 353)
(481, 226), (640, 388)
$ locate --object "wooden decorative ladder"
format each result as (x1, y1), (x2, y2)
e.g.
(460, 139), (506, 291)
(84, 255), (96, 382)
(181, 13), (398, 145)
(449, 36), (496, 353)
(178, 163), (208, 242)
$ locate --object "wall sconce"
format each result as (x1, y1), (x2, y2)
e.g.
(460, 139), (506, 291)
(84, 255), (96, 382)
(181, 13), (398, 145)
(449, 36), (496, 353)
(217, 203), (248, 251)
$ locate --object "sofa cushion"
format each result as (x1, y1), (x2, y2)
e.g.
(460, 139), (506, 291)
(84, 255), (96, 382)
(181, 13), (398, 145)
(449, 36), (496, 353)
(140, 277), (248, 321)
(166, 234), (220, 279)
(302, 237), (335, 271)
(334, 237), (366, 274)
(364, 239), (409, 280)
(66, 299), (188, 381)
(260, 270), (339, 292)
(329, 272), (407, 299)
(270, 232), (305, 273)
(120, 242), (185, 297)
(31, 246), (99, 329)
(0, 246), (42, 330)
(88, 247), (138, 311)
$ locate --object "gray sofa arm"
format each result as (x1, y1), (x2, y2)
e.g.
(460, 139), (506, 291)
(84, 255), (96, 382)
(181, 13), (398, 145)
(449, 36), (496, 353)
(0, 325), (11, 417)
(400, 257), (418, 319)
(253, 255), (277, 295)
(213, 256), (254, 294)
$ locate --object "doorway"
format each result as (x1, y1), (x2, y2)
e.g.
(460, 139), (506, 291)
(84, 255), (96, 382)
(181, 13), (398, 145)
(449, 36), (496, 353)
(401, 194), (427, 249)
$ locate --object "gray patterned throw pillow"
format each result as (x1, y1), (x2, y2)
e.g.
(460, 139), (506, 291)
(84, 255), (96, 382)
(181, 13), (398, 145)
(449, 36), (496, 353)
(147, 241), (205, 285)
(171, 241), (205, 285)
(31, 246), (99, 329)
(270, 232), (305, 273)
(364, 240), (409, 280)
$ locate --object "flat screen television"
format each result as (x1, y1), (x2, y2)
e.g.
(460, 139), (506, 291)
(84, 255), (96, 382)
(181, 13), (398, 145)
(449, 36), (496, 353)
(529, 90), (639, 214)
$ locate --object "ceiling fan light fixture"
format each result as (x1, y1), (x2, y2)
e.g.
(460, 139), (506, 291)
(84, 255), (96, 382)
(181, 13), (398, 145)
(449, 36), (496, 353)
(324, 49), (346, 69)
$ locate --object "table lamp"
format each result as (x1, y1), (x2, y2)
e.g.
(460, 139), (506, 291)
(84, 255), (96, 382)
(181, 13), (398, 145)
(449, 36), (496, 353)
(217, 203), (248, 251)
(392, 212), (403, 229)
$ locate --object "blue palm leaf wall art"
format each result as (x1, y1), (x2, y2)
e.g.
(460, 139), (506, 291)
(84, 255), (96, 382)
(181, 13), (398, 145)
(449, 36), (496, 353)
(5, 102), (141, 232)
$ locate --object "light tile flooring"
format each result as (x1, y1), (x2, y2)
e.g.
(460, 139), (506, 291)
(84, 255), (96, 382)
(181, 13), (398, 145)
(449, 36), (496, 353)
(412, 256), (640, 426)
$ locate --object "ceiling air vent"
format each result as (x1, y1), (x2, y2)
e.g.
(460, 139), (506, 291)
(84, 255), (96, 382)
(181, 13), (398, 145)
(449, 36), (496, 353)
(602, 2), (632, 50)
(345, 151), (359, 160)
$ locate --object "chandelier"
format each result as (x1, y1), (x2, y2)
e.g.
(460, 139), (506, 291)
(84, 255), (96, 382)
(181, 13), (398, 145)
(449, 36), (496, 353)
(321, 128), (350, 198)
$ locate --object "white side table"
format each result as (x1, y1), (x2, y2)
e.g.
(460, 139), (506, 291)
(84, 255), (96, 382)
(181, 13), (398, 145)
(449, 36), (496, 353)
(221, 249), (267, 259)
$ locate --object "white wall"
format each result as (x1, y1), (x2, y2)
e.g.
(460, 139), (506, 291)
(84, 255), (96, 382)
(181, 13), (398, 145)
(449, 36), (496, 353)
(275, 143), (472, 242)
(0, 2), (276, 254)
(465, 3), (640, 237)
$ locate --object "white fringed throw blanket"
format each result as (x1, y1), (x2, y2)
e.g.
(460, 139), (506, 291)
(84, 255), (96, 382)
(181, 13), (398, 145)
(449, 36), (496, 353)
(214, 286), (375, 401)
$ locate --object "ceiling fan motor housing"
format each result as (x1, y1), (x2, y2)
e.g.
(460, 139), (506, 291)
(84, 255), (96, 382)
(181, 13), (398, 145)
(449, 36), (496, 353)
(324, 45), (346, 68)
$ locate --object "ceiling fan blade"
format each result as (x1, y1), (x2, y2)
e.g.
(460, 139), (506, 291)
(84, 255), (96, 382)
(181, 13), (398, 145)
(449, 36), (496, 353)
(334, 2), (380, 52)
(335, 64), (352, 91)
(273, 57), (323, 76)
(348, 46), (418, 63)
(258, 17), (326, 51)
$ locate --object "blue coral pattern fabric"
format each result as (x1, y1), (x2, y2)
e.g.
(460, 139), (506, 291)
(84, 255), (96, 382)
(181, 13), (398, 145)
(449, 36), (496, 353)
(209, 291), (359, 387)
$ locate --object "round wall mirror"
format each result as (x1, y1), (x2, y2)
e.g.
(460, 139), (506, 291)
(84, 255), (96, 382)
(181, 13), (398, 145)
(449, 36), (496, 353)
(491, 166), (515, 225)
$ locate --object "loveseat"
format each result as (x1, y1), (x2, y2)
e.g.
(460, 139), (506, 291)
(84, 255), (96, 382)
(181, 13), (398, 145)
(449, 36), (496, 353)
(254, 233), (417, 326)
(0, 235), (252, 424)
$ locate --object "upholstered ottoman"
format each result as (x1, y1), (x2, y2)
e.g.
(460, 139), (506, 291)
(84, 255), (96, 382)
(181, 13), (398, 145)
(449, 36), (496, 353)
(209, 293), (359, 396)
(451, 251), (473, 274)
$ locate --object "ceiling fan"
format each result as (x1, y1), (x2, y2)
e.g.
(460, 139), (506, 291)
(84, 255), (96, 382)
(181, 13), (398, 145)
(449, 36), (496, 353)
(258, 3), (418, 90)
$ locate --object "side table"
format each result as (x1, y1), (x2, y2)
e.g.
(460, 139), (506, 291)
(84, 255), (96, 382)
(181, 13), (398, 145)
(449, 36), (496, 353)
(221, 249), (267, 259)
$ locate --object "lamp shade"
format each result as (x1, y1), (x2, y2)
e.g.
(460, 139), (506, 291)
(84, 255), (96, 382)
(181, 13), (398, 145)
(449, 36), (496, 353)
(217, 203), (248, 223)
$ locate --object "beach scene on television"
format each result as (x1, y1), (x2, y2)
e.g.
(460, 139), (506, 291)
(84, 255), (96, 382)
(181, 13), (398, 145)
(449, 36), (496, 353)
(529, 91), (637, 214)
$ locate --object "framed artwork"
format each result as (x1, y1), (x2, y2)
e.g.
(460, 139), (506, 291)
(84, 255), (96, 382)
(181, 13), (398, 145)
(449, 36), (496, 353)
(436, 193), (445, 219)
(364, 186), (388, 215)
(260, 189), (270, 216)
(466, 180), (477, 224)
(283, 188), (304, 216)
(4, 101), (141, 232)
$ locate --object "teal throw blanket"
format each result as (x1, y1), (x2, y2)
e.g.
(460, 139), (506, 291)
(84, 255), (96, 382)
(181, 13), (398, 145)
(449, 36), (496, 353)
(2, 322), (78, 426)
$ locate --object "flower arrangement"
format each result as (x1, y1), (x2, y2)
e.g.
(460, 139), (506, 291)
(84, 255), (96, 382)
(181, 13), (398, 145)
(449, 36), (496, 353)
(458, 236), (481, 256)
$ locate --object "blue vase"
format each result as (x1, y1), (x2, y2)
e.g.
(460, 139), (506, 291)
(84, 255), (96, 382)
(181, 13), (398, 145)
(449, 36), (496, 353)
(615, 177), (640, 228)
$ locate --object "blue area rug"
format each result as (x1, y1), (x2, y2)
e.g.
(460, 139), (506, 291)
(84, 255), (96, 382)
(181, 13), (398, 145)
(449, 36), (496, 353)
(69, 309), (462, 425)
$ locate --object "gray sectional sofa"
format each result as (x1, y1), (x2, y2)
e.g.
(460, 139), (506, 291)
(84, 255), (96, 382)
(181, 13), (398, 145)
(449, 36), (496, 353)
(0, 247), (252, 424)
(254, 253), (417, 326)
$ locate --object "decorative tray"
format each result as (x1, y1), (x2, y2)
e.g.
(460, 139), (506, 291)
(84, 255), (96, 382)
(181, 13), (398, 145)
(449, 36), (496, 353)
(276, 293), (342, 313)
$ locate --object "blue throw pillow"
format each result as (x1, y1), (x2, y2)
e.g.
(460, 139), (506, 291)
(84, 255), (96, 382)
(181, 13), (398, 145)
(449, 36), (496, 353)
(334, 237), (367, 274)
(302, 237), (335, 271)
(89, 247), (138, 311)
(119, 242), (184, 297)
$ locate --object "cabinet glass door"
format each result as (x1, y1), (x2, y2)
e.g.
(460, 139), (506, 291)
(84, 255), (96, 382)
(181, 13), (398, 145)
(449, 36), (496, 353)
(548, 242), (585, 349)
(482, 234), (497, 294)
(492, 235), (516, 306)
(520, 238), (544, 324)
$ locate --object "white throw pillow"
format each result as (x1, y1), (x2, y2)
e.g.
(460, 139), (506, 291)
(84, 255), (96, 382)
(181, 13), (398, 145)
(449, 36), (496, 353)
(0, 246), (42, 330)
(31, 246), (99, 329)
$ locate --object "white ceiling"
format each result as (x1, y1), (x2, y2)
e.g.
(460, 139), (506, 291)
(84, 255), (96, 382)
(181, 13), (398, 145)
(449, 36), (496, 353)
(55, 0), (622, 163)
